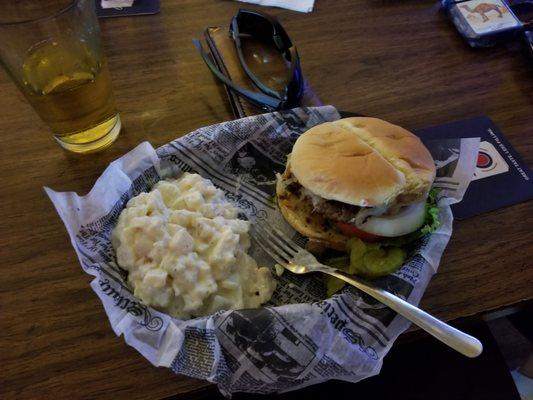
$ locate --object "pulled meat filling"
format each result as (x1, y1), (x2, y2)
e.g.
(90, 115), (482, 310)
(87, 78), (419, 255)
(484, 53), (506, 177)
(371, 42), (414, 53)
(285, 179), (361, 223)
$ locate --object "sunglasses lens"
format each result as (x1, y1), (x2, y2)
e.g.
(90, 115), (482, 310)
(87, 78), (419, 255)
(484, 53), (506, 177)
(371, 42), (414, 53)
(216, 10), (304, 110)
(237, 11), (278, 43)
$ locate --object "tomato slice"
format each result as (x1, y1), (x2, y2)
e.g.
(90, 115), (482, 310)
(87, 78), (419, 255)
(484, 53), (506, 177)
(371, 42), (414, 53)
(336, 221), (383, 242)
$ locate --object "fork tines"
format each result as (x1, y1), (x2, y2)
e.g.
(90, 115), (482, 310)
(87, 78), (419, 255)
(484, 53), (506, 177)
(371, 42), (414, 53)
(250, 220), (301, 266)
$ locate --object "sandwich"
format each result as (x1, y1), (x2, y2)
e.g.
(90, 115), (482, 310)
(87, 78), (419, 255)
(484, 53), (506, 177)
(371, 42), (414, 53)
(276, 117), (440, 280)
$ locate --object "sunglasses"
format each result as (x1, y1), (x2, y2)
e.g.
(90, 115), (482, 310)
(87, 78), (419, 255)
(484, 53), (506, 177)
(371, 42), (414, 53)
(193, 9), (304, 111)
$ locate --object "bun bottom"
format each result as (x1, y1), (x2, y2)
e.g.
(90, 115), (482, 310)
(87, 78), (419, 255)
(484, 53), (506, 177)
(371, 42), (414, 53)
(276, 176), (349, 252)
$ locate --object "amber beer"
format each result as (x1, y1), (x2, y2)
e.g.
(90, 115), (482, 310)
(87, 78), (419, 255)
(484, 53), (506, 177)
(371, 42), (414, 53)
(0, 0), (121, 153)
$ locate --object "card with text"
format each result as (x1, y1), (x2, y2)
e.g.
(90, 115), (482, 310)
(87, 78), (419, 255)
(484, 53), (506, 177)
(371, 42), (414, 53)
(414, 116), (532, 219)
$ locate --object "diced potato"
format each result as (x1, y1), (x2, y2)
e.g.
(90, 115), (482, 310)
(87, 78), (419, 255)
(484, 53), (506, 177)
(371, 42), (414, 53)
(111, 173), (275, 319)
(142, 269), (168, 288)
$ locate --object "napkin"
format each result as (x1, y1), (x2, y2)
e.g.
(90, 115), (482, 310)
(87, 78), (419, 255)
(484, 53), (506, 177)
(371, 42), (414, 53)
(101, 0), (134, 9)
(236, 0), (315, 13)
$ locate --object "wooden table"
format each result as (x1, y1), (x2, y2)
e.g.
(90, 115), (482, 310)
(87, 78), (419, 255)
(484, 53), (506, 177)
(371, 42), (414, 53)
(1, 1), (532, 398)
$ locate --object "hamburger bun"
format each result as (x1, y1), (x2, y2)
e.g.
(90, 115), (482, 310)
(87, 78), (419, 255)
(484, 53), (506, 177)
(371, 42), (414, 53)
(290, 117), (436, 207)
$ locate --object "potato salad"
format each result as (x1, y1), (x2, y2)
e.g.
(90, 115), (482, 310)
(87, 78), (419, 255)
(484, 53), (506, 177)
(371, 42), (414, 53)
(112, 173), (276, 319)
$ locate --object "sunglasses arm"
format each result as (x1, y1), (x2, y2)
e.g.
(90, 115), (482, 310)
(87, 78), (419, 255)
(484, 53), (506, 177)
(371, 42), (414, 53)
(192, 39), (283, 110)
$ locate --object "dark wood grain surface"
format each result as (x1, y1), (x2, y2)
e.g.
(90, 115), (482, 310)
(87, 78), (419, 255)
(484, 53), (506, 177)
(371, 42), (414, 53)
(1, 1), (532, 399)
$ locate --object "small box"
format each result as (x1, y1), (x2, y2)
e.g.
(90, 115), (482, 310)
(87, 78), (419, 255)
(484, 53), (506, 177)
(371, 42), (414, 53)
(445, 0), (523, 47)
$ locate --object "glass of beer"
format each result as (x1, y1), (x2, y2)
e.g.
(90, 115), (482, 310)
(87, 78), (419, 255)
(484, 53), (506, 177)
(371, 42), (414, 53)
(0, 0), (121, 153)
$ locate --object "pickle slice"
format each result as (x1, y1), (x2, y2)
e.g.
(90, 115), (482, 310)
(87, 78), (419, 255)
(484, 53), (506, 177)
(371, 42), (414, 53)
(359, 247), (406, 278)
(348, 238), (367, 275)
(324, 255), (350, 296)
(326, 275), (347, 297)
(324, 238), (406, 296)
(326, 255), (350, 269)
(347, 238), (406, 279)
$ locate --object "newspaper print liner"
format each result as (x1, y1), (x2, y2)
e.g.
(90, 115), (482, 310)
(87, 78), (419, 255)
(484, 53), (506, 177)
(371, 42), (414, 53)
(45, 106), (479, 396)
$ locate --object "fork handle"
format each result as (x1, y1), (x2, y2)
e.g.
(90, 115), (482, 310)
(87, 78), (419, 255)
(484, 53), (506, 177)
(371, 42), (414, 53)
(327, 270), (483, 358)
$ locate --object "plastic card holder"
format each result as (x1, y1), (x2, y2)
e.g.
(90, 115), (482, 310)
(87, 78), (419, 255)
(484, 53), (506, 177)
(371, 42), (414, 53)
(444, 0), (523, 47)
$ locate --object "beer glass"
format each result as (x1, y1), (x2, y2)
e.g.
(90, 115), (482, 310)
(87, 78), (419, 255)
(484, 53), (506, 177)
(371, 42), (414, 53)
(0, 0), (121, 153)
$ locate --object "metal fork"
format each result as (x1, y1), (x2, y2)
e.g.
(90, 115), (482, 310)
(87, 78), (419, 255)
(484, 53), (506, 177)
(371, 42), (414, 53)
(251, 221), (483, 358)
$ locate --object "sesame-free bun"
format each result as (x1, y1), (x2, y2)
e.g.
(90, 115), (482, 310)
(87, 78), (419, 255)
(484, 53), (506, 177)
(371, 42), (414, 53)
(289, 117), (436, 207)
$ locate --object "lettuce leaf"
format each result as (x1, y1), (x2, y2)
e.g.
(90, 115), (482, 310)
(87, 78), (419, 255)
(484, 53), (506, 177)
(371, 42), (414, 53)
(420, 188), (441, 235)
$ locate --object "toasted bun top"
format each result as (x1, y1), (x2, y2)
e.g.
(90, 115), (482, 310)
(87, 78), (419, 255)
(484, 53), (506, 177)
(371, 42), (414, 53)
(289, 117), (436, 207)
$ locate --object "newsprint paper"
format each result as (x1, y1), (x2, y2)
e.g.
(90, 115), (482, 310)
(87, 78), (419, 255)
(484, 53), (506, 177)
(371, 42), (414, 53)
(46, 106), (479, 396)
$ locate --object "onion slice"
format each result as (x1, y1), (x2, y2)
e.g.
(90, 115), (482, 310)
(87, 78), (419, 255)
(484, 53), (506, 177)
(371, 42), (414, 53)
(355, 201), (426, 237)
